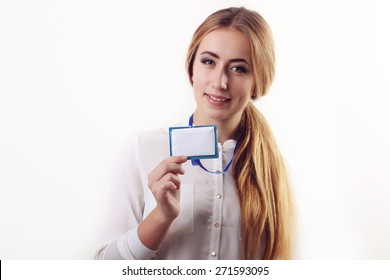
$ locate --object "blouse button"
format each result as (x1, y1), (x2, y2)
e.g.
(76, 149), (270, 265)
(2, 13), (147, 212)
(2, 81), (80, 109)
(216, 194), (222, 199)
(214, 222), (220, 228)
(211, 252), (217, 257)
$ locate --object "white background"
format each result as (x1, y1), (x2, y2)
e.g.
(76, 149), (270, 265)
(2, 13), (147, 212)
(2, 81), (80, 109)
(1, 0), (389, 259)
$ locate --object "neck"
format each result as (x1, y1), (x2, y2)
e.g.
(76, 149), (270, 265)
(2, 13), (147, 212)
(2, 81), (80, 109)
(193, 111), (241, 144)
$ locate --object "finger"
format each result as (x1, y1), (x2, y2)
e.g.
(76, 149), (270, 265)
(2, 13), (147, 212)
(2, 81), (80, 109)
(163, 162), (185, 175)
(161, 181), (178, 192)
(148, 157), (187, 184)
(154, 182), (178, 203)
(160, 173), (181, 190)
(159, 157), (187, 175)
(166, 156), (188, 164)
(149, 173), (181, 195)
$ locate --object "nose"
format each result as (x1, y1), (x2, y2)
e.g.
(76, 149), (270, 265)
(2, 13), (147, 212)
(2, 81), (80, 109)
(212, 69), (228, 90)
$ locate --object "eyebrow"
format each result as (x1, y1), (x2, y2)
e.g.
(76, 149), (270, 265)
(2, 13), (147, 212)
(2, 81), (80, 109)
(200, 51), (249, 65)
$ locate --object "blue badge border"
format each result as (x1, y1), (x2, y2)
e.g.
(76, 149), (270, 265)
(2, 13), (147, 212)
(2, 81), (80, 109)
(169, 125), (219, 160)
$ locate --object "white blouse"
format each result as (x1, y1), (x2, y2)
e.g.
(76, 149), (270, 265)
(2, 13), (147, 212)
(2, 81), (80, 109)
(95, 124), (242, 260)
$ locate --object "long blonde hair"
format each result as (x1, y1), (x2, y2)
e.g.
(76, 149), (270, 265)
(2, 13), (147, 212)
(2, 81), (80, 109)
(186, 7), (295, 259)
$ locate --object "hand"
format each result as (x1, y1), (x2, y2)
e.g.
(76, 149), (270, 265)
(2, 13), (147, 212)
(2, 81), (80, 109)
(147, 156), (188, 222)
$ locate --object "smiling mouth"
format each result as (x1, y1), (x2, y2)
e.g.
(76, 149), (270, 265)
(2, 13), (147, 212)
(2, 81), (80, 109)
(205, 93), (230, 102)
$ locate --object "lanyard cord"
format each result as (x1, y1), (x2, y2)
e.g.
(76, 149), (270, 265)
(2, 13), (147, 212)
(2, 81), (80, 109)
(189, 114), (237, 175)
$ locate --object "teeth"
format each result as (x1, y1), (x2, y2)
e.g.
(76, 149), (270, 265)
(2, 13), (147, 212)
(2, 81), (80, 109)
(208, 94), (227, 102)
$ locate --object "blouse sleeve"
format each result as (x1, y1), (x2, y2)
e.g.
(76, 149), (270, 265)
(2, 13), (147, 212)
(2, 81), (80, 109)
(95, 134), (157, 259)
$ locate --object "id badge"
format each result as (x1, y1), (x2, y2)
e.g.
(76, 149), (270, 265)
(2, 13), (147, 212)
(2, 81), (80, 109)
(169, 125), (218, 160)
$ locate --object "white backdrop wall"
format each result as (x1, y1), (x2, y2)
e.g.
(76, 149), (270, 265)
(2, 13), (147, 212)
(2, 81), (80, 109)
(0, 0), (389, 259)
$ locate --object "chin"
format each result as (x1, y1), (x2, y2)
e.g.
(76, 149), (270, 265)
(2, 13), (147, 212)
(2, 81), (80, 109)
(204, 111), (231, 122)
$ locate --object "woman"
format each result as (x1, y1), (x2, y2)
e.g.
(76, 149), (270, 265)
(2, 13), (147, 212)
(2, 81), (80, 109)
(96, 6), (296, 260)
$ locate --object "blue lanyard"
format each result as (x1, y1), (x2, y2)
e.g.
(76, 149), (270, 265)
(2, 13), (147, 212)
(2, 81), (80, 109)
(189, 114), (237, 175)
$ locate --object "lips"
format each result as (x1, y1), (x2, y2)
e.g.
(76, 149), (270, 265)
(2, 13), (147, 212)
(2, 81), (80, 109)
(205, 93), (231, 104)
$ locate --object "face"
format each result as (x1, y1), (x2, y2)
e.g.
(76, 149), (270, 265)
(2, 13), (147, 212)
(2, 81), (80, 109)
(191, 27), (254, 126)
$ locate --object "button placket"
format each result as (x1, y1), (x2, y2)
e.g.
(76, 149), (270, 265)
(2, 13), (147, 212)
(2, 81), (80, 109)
(209, 145), (223, 259)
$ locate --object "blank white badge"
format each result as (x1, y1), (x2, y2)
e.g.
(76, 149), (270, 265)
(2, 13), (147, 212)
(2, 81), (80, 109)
(169, 125), (218, 160)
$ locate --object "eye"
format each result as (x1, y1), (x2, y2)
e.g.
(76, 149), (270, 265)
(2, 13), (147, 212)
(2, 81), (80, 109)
(201, 58), (214, 65)
(230, 65), (248, 73)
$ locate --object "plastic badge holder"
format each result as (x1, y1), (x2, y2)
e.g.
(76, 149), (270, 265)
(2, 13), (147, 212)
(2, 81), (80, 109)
(169, 125), (218, 160)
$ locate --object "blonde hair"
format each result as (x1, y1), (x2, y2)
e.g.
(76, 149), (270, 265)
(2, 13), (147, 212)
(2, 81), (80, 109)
(186, 7), (295, 259)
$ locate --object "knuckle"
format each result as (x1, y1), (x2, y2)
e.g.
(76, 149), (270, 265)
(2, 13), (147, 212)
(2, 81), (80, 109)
(167, 173), (175, 181)
(161, 182), (172, 192)
(161, 164), (169, 174)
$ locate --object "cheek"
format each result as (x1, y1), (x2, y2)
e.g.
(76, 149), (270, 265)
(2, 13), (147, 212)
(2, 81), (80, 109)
(192, 72), (205, 84)
(191, 74), (205, 97)
(244, 79), (255, 99)
(232, 79), (253, 100)
(237, 93), (251, 109)
(192, 63), (211, 86)
(192, 75), (208, 95)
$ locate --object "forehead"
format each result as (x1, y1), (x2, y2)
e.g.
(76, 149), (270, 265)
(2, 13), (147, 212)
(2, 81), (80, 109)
(197, 27), (251, 61)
